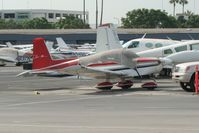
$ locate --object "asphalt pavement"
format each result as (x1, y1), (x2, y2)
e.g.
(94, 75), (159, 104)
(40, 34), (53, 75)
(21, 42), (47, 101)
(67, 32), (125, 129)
(0, 65), (199, 133)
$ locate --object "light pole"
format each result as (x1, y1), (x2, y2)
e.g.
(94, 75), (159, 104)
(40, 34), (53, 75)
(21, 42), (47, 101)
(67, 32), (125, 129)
(194, 0), (196, 14)
(83, 0), (86, 24)
(100, 0), (103, 25)
(96, 0), (98, 29)
(1, 0), (4, 10)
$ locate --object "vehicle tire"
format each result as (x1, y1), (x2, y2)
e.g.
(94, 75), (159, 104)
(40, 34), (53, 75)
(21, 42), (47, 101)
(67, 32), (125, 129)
(189, 74), (196, 92)
(180, 82), (194, 92)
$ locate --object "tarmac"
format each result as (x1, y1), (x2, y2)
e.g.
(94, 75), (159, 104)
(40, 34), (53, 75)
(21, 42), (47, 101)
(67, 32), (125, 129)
(0, 64), (199, 133)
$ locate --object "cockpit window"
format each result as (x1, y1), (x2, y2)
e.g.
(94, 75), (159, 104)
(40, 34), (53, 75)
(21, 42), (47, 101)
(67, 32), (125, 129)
(164, 49), (173, 55)
(127, 41), (139, 48)
(190, 43), (199, 50)
(174, 45), (187, 52)
(145, 43), (153, 48)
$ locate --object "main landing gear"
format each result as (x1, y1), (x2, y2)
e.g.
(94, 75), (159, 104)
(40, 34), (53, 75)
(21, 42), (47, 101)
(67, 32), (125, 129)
(116, 80), (133, 90)
(141, 81), (157, 90)
(96, 78), (134, 90)
(95, 77), (157, 90)
(96, 82), (113, 90)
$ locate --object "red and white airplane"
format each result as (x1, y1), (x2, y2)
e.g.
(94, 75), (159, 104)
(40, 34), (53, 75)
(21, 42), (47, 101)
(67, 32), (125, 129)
(19, 24), (163, 90)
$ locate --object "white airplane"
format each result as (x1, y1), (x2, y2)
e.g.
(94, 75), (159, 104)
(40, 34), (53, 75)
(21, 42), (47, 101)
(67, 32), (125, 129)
(6, 42), (33, 50)
(50, 37), (94, 58)
(0, 44), (8, 48)
(136, 40), (199, 71)
(123, 38), (180, 53)
(0, 47), (32, 66)
(18, 24), (163, 90)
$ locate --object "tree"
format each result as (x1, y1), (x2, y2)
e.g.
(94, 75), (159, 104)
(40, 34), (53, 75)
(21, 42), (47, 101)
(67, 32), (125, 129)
(121, 9), (178, 28)
(56, 15), (90, 29)
(179, 0), (188, 14)
(169, 0), (179, 16)
(186, 15), (199, 28)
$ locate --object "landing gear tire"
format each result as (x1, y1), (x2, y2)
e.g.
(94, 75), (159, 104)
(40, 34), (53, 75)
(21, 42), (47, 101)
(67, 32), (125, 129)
(116, 80), (133, 90)
(141, 82), (157, 90)
(180, 82), (194, 92)
(96, 82), (113, 90)
(16, 62), (22, 66)
(0, 64), (6, 67)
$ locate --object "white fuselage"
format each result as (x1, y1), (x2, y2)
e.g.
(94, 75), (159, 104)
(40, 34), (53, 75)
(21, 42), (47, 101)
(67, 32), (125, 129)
(137, 40), (199, 58)
(123, 38), (180, 53)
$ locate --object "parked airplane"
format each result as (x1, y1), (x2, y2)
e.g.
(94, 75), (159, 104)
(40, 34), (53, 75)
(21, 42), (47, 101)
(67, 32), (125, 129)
(6, 42), (33, 51)
(50, 37), (94, 58)
(19, 24), (163, 90)
(137, 40), (199, 60)
(0, 44), (7, 48)
(0, 47), (32, 66)
(123, 38), (180, 53)
(135, 40), (199, 76)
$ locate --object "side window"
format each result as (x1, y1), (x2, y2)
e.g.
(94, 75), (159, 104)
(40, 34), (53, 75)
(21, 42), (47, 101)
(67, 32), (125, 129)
(174, 45), (187, 52)
(128, 41), (139, 48)
(145, 43), (153, 48)
(155, 43), (163, 48)
(164, 49), (173, 55)
(190, 43), (199, 50)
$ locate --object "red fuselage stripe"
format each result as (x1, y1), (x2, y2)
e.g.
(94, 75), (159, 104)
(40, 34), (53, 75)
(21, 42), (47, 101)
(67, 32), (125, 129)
(87, 62), (118, 67)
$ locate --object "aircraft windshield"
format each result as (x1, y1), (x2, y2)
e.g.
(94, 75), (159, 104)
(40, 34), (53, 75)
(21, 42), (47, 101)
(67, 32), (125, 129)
(174, 45), (187, 52)
(128, 41), (139, 48)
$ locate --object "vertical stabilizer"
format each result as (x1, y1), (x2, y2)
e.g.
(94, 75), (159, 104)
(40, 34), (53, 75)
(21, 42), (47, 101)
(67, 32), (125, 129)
(32, 38), (76, 70)
(32, 38), (52, 69)
(56, 37), (70, 49)
(96, 23), (122, 53)
(6, 42), (14, 48)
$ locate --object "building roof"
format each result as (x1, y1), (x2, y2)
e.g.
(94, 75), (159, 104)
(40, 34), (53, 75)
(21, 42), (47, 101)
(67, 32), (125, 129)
(0, 28), (198, 35)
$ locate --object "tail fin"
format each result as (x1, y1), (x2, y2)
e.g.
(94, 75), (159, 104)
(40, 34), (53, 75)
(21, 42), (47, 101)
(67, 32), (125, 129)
(45, 41), (54, 52)
(32, 38), (76, 70)
(6, 42), (14, 48)
(96, 23), (122, 53)
(56, 37), (70, 49)
(32, 38), (52, 69)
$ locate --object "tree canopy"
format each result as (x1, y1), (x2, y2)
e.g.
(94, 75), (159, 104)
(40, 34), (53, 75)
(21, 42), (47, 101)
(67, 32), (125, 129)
(0, 17), (90, 29)
(121, 9), (178, 28)
(121, 8), (199, 28)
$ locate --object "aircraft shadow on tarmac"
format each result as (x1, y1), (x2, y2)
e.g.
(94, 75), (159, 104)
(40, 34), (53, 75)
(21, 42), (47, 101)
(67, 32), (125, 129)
(84, 85), (184, 95)
(83, 87), (159, 95)
(33, 87), (74, 91)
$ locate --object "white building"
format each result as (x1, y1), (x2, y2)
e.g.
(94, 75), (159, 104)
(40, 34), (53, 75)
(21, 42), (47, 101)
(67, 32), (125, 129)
(0, 9), (89, 23)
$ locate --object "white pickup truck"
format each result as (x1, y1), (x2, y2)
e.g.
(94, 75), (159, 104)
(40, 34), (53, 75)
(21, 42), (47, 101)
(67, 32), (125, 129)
(172, 62), (199, 92)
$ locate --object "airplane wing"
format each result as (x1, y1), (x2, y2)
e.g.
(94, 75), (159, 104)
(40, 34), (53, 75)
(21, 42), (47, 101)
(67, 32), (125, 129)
(79, 65), (130, 79)
(0, 56), (16, 62)
(17, 64), (133, 79)
(17, 70), (72, 77)
(79, 57), (162, 79)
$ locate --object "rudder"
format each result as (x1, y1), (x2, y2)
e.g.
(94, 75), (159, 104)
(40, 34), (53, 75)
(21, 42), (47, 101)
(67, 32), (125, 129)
(32, 38), (52, 69)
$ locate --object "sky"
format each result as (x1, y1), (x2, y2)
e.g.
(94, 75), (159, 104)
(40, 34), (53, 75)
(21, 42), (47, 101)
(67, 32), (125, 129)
(1, 0), (199, 25)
